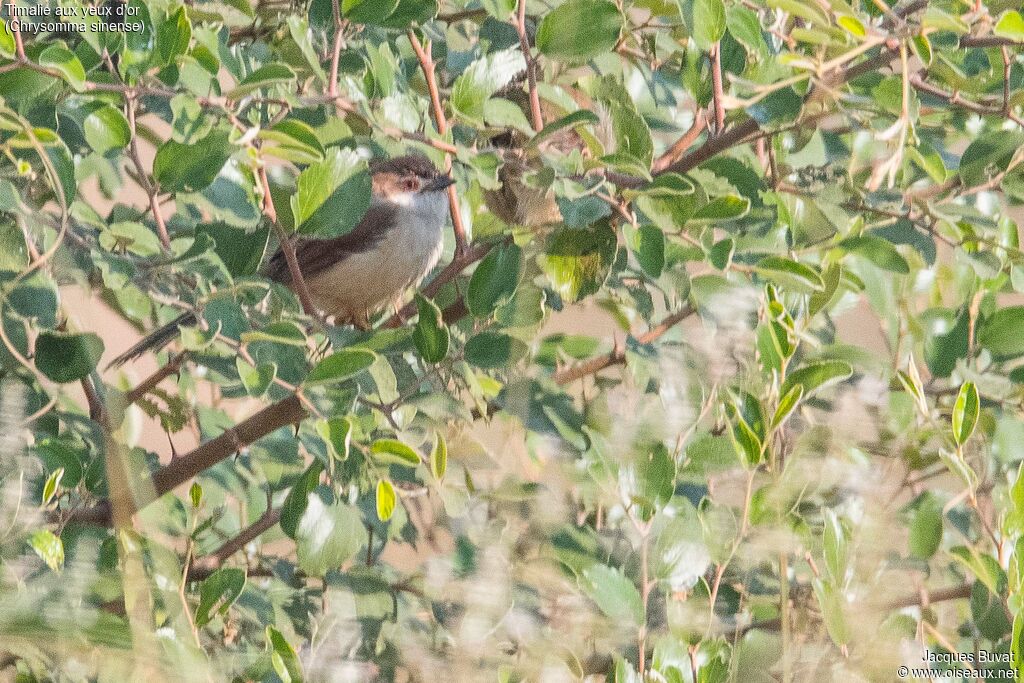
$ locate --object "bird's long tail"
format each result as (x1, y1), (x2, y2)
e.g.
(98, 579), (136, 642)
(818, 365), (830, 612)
(107, 311), (197, 368)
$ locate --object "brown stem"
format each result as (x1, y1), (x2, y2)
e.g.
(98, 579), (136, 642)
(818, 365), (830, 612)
(6, 1), (25, 60)
(258, 166), (318, 317)
(126, 97), (172, 252)
(63, 395), (307, 526)
(512, 0), (543, 132)
(407, 30), (469, 255)
(710, 43), (726, 134)
(188, 507), (282, 579)
(552, 305), (695, 384)
(652, 109), (707, 174)
(124, 353), (187, 405)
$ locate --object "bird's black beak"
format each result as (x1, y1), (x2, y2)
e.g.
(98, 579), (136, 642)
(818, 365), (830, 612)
(423, 176), (455, 192)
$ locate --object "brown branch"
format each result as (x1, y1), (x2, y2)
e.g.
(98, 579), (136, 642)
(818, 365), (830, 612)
(909, 74), (1003, 115)
(6, 1), (25, 60)
(710, 43), (726, 134)
(124, 352), (187, 405)
(327, 0), (345, 99)
(126, 97), (172, 252)
(62, 395), (307, 526)
(652, 109), (707, 174)
(258, 166), (318, 317)
(737, 583), (972, 639)
(512, 0), (543, 132)
(959, 36), (1023, 48)
(551, 305), (695, 385)
(407, 30), (469, 255)
(188, 507), (282, 580)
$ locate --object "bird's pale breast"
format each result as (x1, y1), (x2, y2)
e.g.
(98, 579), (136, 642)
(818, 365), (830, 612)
(305, 192), (447, 320)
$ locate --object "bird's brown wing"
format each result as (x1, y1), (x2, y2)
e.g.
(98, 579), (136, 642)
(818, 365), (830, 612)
(263, 202), (397, 284)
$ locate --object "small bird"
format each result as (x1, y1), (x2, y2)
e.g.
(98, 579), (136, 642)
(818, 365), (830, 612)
(109, 154), (453, 367)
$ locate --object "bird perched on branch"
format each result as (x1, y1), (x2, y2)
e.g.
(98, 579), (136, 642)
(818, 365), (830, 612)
(109, 155), (453, 367)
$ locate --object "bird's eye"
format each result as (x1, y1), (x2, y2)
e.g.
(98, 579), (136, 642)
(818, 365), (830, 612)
(403, 177), (421, 192)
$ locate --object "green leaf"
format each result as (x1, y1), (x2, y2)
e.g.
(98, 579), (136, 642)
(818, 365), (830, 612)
(838, 235), (909, 274)
(680, 0), (726, 50)
(195, 568), (246, 626)
(451, 47), (526, 123)
(412, 293), (449, 363)
(950, 545), (1001, 594)
(266, 626), (304, 683)
(727, 391), (764, 467)
(305, 349), (376, 386)
(631, 224), (665, 278)
(536, 0), (623, 62)
(908, 492), (943, 560)
(34, 331), (104, 383)
(153, 130), (233, 193)
(579, 564), (643, 624)
(376, 479), (396, 522)
(83, 105), (131, 154)
(280, 460), (324, 539)
(755, 256), (825, 293)
(781, 361), (852, 398)
(378, 0), (438, 27)
(995, 11), (1024, 42)
(290, 148), (371, 237)
(959, 131), (1024, 188)
(813, 578), (850, 646)
(691, 195), (750, 221)
(370, 439), (422, 467)
(542, 222), (617, 303)
(9, 129), (76, 206)
(771, 384), (803, 429)
(157, 6), (192, 65)
(189, 482), (203, 508)
(28, 529), (63, 571)
(42, 467), (63, 506)
(343, 0), (400, 23)
(951, 381), (979, 447)
(528, 110), (600, 149)
(38, 45), (85, 91)
(979, 306), (1024, 360)
(430, 431), (447, 480)
(227, 63), (296, 99)
(235, 357), (276, 397)
(295, 497), (367, 577)
(468, 243), (522, 317)
(316, 417), (352, 461)
(464, 331), (528, 368)
(822, 510), (847, 583)
(837, 15), (866, 38)
(0, 19), (14, 58)
(259, 119), (325, 164)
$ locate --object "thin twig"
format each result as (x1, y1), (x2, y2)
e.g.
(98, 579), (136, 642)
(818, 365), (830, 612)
(512, 0), (543, 132)
(652, 109), (707, 173)
(407, 30), (469, 255)
(126, 97), (172, 252)
(257, 166), (318, 317)
(710, 43), (726, 134)
(124, 353), (187, 405)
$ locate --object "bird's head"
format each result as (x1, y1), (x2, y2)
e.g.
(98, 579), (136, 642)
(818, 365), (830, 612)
(370, 155), (454, 207)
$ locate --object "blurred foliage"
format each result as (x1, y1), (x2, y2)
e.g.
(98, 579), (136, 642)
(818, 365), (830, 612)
(2, 0), (1024, 681)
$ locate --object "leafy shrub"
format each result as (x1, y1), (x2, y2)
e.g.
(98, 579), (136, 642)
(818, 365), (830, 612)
(2, 0), (1024, 681)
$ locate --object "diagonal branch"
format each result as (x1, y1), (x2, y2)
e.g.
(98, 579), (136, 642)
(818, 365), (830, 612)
(552, 305), (695, 385)
(62, 395), (307, 526)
